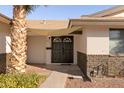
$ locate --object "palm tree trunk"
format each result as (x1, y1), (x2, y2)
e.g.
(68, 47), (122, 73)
(8, 5), (27, 73)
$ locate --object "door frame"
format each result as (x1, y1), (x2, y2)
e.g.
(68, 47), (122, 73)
(51, 36), (74, 64)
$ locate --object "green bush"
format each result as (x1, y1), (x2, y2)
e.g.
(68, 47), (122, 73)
(0, 73), (46, 88)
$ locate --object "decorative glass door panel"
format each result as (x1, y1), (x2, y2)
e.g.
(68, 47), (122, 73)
(52, 36), (73, 63)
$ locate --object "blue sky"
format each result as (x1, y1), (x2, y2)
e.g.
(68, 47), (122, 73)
(0, 5), (115, 20)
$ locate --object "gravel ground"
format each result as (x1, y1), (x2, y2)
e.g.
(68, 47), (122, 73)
(66, 77), (124, 88)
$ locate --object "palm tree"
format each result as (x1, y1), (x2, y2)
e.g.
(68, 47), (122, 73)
(8, 5), (37, 73)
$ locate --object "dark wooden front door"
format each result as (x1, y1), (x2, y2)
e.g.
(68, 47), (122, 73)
(52, 36), (73, 63)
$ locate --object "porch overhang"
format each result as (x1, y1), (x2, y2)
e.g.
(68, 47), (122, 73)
(28, 26), (82, 36)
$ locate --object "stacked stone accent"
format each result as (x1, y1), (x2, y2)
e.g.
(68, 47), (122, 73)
(87, 55), (109, 77)
(0, 53), (10, 73)
(0, 53), (6, 73)
(77, 52), (124, 78)
(108, 56), (124, 77)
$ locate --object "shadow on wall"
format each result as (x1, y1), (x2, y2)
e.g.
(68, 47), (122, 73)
(0, 35), (7, 73)
(86, 28), (109, 37)
(77, 51), (91, 81)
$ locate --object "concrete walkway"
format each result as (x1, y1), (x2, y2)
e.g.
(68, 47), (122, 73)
(40, 71), (68, 88)
(40, 65), (83, 88)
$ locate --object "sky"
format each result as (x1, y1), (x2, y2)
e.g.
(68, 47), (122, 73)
(0, 5), (115, 20)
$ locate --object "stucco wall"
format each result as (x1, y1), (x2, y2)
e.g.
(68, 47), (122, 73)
(27, 35), (78, 64)
(74, 29), (87, 54)
(46, 37), (51, 64)
(72, 35), (79, 64)
(74, 26), (109, 55)
(85, 26), (109, 55)
(0, 22), (11, 54)
(27, 36), (47, 64)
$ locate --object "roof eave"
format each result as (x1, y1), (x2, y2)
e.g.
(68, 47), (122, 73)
(0, 13), (11, 24)
(81, 6), (124, 17)
(0, 16), (11, 24)
(71, 16), (124, 21)
(0, 13), (11, 21)
(70, 18), (124, 26)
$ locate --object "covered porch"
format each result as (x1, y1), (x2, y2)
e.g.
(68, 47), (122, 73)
(26, 20), (82, 65)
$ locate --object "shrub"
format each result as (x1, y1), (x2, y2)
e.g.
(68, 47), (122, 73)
(0, 73), (46, 88)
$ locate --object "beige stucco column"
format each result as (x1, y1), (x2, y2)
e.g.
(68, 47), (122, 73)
(46, 36), (52, 64)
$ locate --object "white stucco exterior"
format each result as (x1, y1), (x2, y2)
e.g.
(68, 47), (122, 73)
(6, 36), (11, 53)
(3, 23), (124, 64)
(0, 20), (120, 64)
(27, 36), (47, 64)
(2, 6), (124, 65)
(76, 29), (87, 53)
(45, 37), (52, 64)
(85, 26), (109, 55)
(27, 35), (79, 64)
(73, 26), (110, 55)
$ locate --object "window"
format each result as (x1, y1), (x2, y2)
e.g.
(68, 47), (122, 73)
(63, 37), (72, 42)
(110, 29), (124, 55)
(53, 37), (62, 42)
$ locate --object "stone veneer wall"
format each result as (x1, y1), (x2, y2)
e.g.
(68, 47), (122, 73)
(0, 53), (10, 73)
(77, 52), (87, 76)
(77, 52), (124, 78)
